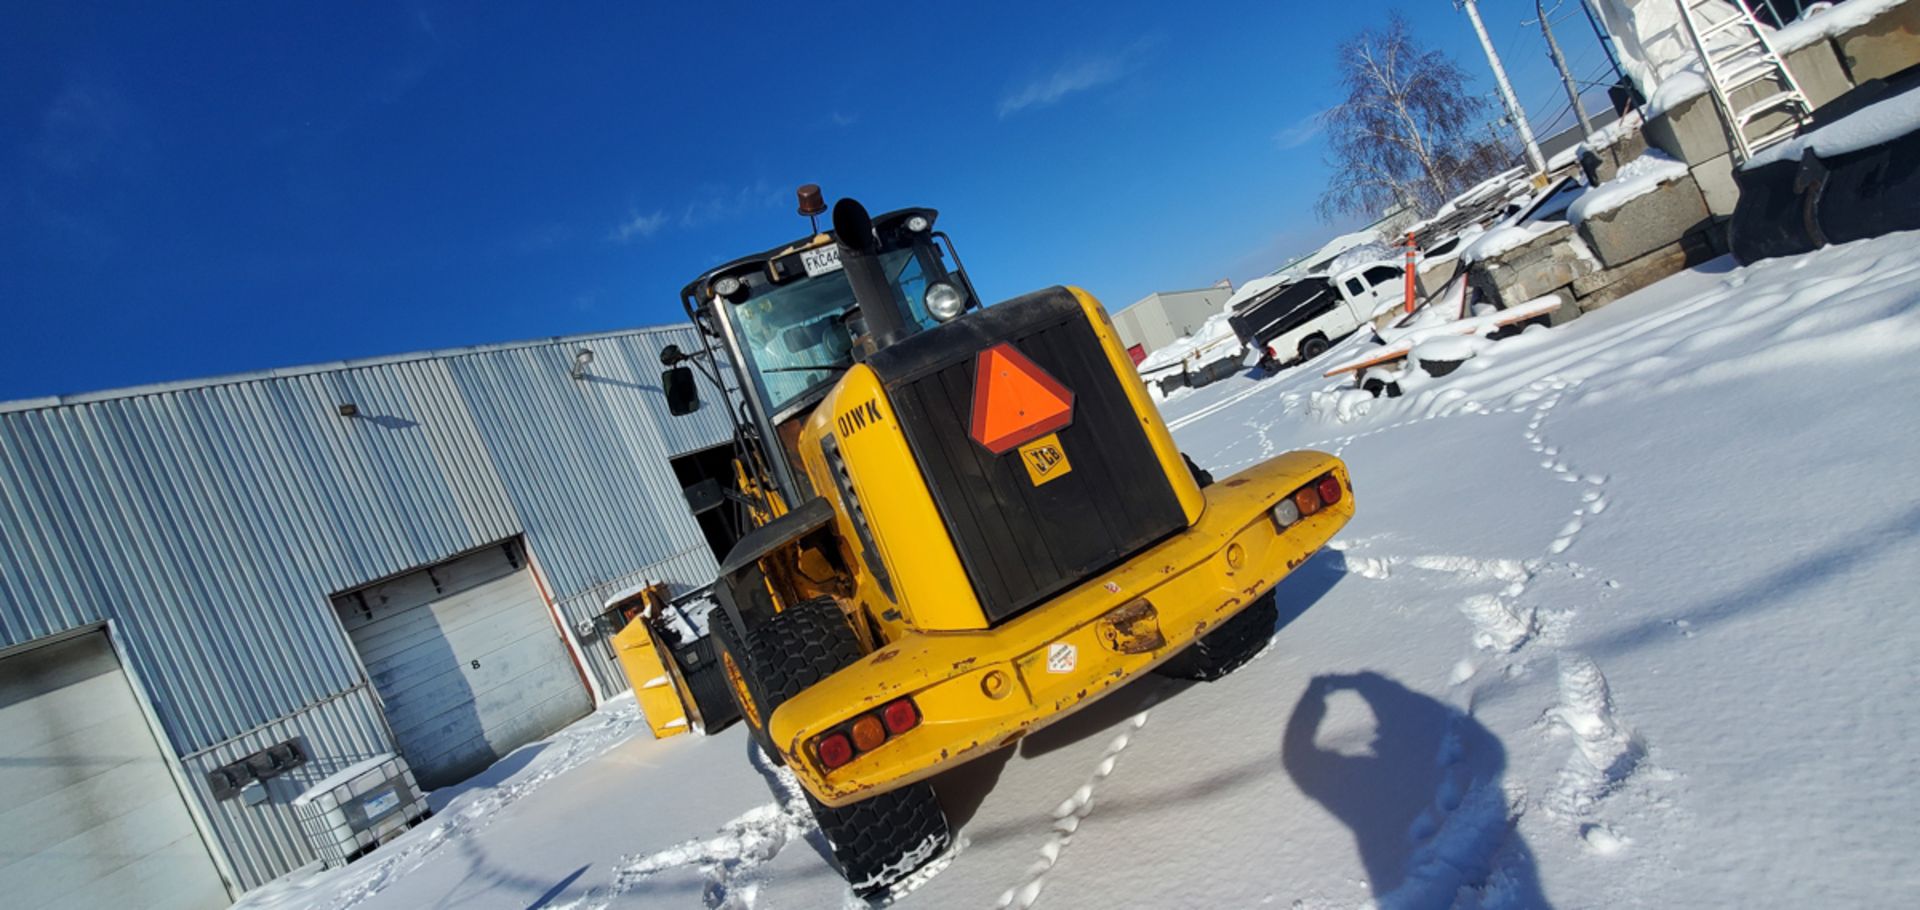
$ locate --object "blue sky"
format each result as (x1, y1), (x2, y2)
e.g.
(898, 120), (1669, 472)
(0, 1), (1614, 400)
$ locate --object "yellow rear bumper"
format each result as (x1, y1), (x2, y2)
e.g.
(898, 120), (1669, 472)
(768, 450), (1353, 806)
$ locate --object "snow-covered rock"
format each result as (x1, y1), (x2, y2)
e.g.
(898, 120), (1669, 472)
(1568, 149), (1690, 225)
(1744, 81), (1920, 169)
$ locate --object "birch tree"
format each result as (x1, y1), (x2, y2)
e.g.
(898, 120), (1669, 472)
(1316, 12), (1509, 220)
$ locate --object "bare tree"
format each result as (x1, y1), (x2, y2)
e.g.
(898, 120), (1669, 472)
(1316, 12), (1506, 221)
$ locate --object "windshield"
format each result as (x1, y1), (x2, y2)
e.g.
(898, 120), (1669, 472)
(732, 248), (937, 415)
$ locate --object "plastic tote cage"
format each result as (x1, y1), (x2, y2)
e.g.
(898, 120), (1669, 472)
(292, 752), (431, 867)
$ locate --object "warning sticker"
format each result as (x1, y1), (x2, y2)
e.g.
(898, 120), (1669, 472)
(1017, 433), (1073, 486)
(1046, 642), (1078, 674)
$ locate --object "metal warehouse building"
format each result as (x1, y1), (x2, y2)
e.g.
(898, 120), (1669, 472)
(0, 325), (733, 904)
(1110, 286), (1234, 361)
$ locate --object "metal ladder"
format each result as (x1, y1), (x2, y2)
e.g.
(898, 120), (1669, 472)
(1673, 0), (1814, 162)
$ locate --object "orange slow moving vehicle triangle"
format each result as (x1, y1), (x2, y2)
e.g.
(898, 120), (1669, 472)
(968, 342), (1075, 454)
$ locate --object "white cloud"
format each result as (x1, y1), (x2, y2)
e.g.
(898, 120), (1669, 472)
(1273, 109), (1330, 150)
(998, 57), (1127, 118)
(679, 181), (782, 228)
(610, 209), (668, 243)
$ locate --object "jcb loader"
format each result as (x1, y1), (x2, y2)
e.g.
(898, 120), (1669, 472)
(657, 186), (1353, 893)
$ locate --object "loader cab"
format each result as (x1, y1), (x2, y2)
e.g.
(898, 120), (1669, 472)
(663, 189), (982, 508)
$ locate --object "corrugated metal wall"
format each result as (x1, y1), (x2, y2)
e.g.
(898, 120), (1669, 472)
(0, 325), (732, 891)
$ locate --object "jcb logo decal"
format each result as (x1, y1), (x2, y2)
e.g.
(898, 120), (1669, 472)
(1017, 433), (1072, 486)
(837, 400), (883, 437)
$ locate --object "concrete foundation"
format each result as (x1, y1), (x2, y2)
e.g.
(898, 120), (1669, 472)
(1466, 223), (1601, 311)
(1572, 230), (1721, 312)
(1576, 174), (1713, 268)
(1835, 0), (1920, 83)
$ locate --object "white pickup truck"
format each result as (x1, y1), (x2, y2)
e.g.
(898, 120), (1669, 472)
(1228, 260), (1406, 370)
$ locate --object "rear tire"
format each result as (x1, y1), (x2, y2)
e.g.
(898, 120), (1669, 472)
(739, 598), (952, 894)
(1299, 334), (1330, 362)
(709, 606), (779, 761)
(1155, 591), (1279, 681)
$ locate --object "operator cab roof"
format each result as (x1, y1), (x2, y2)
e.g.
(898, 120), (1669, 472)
(679, 207), (939, 303)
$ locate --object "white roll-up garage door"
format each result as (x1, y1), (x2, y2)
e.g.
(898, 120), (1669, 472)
(0, 631), (229, 910)
(336, 543), (591, 790)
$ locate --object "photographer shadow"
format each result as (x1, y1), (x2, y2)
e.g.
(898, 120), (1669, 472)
(1282, 671), (1550, 908)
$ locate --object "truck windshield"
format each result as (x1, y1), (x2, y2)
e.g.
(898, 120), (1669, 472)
(732, 248), (937, 415)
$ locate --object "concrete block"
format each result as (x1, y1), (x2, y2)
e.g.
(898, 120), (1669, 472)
(1784, 39), (1856, 109)
(1466, 223), (1601, 310)
(1575, 174), (1712, 268)
(1645, 91), (1734, 163)
(1572, 230), (1721, 309)
(1836, 0), (1920, 84)
(1583, 123), (1650, 184)
(1690, 151), (1740, 218)
(1416, 257), (1459, 299)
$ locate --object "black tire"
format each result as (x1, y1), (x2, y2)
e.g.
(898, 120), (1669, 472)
(741, 598), (952, 894)
(1299, 335), (1330, 361)
(806, 783), (951, 896)
(709, 607), (779, 760)
(1155, 591), (1279, 681)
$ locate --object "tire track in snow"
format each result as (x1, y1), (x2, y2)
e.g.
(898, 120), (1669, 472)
(993, 712), (1151, 910)
(568, 748), (961, 910)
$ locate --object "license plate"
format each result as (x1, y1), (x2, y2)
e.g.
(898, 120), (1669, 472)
(800, 245), (843, 277)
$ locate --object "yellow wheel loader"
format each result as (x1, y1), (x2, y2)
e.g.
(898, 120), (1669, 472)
(657, 187), (1354, 894)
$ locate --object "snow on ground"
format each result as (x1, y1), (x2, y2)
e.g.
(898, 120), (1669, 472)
(1567, 150), (1687, 225)
(242, 231), (1920, 909)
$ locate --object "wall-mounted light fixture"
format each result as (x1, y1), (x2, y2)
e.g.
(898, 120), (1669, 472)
(570, 348), (594, 381)
(337, 403), (359, 418)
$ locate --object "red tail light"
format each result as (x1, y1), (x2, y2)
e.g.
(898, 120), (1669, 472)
(1317, 474), (1342, 505)
(882, 698), (920, 735)
(817, 733), (854, 769)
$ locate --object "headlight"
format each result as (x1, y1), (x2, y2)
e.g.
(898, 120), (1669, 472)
(712, 275), (744, 302)
(926, 282), (966, 321)
(905, 214), (931, 233)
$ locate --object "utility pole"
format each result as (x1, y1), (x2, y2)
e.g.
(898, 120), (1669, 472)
(1537, 0), (1596, 140)
(1458, 0), (1549, 177)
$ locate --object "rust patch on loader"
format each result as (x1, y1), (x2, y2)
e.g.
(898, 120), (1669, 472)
(1096, 598), (1166, 653)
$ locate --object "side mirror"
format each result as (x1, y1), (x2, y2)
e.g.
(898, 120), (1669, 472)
(663, 366), (700, 415)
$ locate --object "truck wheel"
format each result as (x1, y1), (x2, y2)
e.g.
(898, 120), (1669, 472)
(1299, 335), (1330, 361)
(742, 597), (952, 894)
(710, 607), (780, 762)
(1155, 591), (1279, 681)
(805, 784), (951, 896)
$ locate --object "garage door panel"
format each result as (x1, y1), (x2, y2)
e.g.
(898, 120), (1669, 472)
(361, 606), (561, 694)
(0, 634), (228, 910)
(0, 748), (170, 855)
(376, 630), (576, 741)
(408, 685), (589, 783)
(17, 831), (229, 910)
(0, 711), (153, 817)
(347, 590), (521, 662)
(337, 544), (590, 790)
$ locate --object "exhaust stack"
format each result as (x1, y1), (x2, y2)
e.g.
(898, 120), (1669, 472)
(833, 197), (913, 353)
